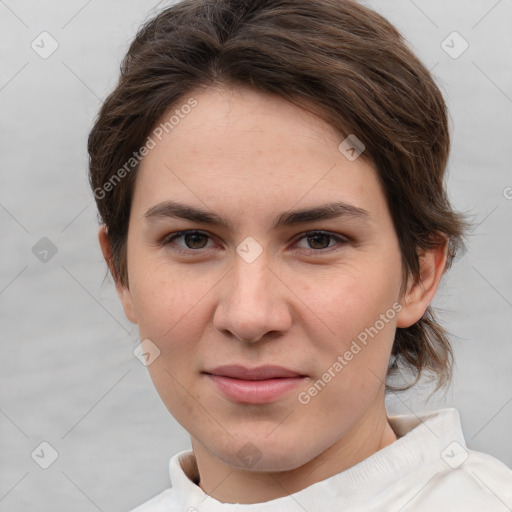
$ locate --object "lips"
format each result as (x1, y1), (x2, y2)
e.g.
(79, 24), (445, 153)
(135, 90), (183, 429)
(203, 365), (305, 380)
(203, 365), (307, 404)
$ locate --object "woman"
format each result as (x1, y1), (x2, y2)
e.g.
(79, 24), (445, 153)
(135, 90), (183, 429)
(87, 0), (512, 510)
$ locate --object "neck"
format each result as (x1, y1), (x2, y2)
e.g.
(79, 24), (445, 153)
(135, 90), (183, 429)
(191, 403), (397, 504)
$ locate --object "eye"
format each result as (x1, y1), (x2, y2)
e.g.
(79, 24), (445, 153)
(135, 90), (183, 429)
(294, 230), (349, 252)
(161, 230), (216, 253)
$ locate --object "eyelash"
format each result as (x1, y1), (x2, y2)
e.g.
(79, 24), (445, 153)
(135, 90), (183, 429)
(160, 230), (350, 255)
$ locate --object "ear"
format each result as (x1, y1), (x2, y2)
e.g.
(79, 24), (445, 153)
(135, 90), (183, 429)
(396, 239), (448, 328)
(98, 225), (138, 325)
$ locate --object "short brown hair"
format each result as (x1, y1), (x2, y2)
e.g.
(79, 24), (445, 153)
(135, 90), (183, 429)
(88, 0), (467, 391)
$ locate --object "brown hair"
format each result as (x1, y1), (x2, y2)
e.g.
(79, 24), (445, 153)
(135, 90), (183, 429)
(88, 0), (467, 391)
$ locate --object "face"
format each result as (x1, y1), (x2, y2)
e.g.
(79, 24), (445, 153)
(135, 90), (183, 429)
(108, 85), (427, 472)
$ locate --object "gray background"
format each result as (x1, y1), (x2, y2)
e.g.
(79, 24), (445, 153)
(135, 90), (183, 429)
(1, 0), (511, 510)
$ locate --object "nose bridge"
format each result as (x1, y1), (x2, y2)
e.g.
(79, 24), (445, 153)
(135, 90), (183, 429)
(232, 250), (271, 304)
(214, 243), (290, 342)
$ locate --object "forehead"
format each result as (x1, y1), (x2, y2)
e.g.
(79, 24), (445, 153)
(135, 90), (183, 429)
(150, 85), (348, 165)
(132, 85), (387, 225)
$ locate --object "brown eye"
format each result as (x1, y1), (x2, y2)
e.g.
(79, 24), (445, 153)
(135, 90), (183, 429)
(182, 232), (209, 249)
(295, 231), (349, 252)
(307, 233), (332, 250)
(162, 230), (214, 253)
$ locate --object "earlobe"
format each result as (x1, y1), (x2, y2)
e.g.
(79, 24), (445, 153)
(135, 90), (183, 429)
(98, 225), (138, 325)
(396, 241), (448, 328)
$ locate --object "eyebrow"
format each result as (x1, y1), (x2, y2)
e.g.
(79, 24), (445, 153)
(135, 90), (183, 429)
(144, 200), (369, 230)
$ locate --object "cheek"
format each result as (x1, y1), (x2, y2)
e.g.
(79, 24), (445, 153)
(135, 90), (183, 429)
(133, 280), (205, 345)
(307, 261), (401, 336)
(299, 256), (401, 393)
(131, 269), (209, 417)
(127, 254), (205, 347)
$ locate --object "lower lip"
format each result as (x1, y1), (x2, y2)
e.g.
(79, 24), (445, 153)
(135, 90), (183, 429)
(205, 374), (306, 404)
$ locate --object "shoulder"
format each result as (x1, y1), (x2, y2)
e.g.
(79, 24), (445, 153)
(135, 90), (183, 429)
(128, 488), (177, 512)
(387, 408), (512, 510)
(410, 447), (512, 511)
(460, 448), (512, 494)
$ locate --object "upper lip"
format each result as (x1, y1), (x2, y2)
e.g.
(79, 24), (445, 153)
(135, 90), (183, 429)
(203, 365), (305, 380)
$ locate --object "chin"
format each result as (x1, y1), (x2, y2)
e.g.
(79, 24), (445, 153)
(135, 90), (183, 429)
(214, 433), (317, 472)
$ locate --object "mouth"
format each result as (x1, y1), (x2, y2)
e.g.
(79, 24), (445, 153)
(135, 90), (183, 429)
(203, 364), (306, 380)
(202, 365), (308, 404)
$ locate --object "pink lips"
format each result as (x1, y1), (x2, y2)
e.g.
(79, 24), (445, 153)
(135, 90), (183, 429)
(203, 365), (307, 404)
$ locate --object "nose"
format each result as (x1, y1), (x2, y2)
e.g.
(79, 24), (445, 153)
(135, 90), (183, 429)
(213, 249), (292, 343)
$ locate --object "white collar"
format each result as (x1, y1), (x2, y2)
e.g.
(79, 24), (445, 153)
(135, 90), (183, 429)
(168, 408), (465, 511)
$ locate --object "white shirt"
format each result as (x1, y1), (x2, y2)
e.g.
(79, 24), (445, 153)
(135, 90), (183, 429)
(130, 408), (512, 511)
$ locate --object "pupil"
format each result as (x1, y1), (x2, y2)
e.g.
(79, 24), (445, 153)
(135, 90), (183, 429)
(186, 233), (207, 249)
(309, 234), (329, 249)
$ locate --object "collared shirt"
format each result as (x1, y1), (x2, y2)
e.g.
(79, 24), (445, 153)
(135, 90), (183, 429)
(130, 408), (512, 511)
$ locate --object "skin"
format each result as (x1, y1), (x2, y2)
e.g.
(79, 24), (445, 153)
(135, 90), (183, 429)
(99, 85), (447, 504)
